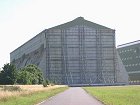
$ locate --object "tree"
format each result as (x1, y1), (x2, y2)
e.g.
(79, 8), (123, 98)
(16, 64), (44, 85)
(0, 63), (17, 85)
(16, 70), (32, 84)
(0, 63), (44, 85)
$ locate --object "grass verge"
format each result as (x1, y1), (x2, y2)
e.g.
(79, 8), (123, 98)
(0, 86), (68, 105)
(83, 85), (140, 105)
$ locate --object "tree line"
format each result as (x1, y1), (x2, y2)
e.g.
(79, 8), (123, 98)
(0, 63), (44, 85)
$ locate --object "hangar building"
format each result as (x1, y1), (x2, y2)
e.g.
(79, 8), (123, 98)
(10, 17), (128, 85)
(118, 40), (140, 84)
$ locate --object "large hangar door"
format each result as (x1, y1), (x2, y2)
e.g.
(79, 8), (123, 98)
(66, 33), (80, 84)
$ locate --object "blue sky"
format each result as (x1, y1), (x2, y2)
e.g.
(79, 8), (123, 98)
(0, 0), (140, 68)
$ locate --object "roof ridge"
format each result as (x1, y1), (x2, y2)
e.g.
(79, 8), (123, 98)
(48, 17), (112, 30)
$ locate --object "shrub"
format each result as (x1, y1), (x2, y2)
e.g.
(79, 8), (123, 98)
(43, 81), (47, 87)
(17, 64), (44, 85)
(43, 80), (49, 87)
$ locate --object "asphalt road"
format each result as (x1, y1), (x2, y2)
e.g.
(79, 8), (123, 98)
(38, 87), (104, 105)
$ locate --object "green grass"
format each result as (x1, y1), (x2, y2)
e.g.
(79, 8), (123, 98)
(83, 86), (140, 105)
(0, 87), (68, 105)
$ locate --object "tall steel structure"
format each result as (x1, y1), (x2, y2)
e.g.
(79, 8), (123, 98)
(10, 17), (128, 85)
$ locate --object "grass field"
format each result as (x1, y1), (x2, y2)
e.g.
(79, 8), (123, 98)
(0, 85), (68, 105)
(83, 85), (140, 105)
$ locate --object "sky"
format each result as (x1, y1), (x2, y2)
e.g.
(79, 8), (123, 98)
(0, 0), (140, 68)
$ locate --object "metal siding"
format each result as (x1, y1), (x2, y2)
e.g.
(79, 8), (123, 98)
(11, 18), (128, 85)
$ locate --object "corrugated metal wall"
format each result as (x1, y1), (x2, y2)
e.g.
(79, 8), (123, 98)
(46, 25), (116, 84)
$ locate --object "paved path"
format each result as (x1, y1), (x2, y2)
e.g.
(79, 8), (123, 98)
(38, 87), (104, 105)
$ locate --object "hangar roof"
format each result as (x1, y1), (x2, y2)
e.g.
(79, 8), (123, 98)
(11, 17), (114, 54)
(48, 17), (113, 30)
(118, 40), (140, 48)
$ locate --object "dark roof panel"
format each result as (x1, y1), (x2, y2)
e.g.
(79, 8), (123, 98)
(48, 17), (113, 30)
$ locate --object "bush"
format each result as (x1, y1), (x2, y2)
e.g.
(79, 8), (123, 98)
(43, 82), (47, 87)
(16, 64), (44, 85)
(43, 80), (49, 87)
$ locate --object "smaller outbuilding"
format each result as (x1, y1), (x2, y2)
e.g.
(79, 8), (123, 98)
(118, 40), (140, 84)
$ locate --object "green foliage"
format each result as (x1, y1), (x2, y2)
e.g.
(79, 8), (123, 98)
(0, 63), (44, 85)
(43, 81), (47, 87)
(16, 64), (44, 85)
(0, 63), (17, 85)
(43, 80), (49, 87)
(16, 70), (32, 85)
